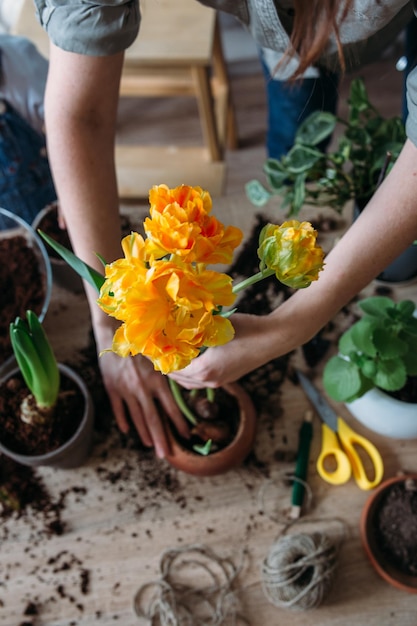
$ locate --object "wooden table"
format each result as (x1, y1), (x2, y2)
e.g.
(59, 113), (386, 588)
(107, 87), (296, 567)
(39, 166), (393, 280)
(1, 196), (417, 625)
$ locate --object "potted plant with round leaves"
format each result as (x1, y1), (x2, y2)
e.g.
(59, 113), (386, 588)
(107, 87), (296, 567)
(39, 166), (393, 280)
(39, 184), (324, 476)
(323, 296), (417, 438)
(0, 310), (94, 468)
(246, 78), (417, 282)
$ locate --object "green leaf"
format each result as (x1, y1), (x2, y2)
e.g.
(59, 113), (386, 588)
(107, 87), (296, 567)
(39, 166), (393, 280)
(285, 144), (323, 174)
(373, 328), (408, 359)
(323, 356), (363, 402)
(10, 312), (59, 408)
(295, 111), (337, 146)
(38, 230), (105, 293)
(193, 439), (212, 456)
(397, 299), (416, 319)
(245, 180), (272, 207)
(291, 173), (306, 216)
(350, 318), (379, 356)
(374, 359), (407, 391)
(358, 296), (393, 317)
(27, 311), (60, 404)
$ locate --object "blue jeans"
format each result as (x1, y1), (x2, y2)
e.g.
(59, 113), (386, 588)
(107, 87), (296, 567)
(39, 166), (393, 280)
(0, 101), (56, 224)
(260, 62), (340, 159)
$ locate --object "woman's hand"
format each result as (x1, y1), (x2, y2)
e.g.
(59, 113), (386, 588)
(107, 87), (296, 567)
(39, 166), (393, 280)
(99, 350), (190, 458)
(170, 313), (275, 389)
(95, 322), (189, 458)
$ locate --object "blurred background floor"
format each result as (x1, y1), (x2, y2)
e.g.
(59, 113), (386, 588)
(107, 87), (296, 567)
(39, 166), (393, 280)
(116, 10), (405, 201)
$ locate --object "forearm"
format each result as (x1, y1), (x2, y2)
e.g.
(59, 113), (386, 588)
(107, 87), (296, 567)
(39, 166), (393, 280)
(266, 138), (417, 358)
(44, 44), (124, 331)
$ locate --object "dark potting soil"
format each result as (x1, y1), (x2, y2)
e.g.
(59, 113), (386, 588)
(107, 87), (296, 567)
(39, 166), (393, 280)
(0, 235), (46, 364)
(0, 372), (84, 456)
(172, 386), (241, 452)
(373, 479), (417, 576)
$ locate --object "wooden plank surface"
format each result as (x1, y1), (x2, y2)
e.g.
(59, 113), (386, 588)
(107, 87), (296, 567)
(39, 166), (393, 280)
(2, 196), (417, 625)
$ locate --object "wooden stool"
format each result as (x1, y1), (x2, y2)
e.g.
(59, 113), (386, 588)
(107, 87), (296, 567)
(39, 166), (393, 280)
(12, 0), (237, 198)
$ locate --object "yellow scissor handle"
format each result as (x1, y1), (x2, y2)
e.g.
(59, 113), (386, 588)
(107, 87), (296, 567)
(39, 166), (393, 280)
(317, 423), (352, 485)
(336, 417), (384, 490)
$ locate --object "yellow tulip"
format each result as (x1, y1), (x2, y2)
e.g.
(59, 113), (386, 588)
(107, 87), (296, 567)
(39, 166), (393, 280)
(257, 220), (324, 288)
(144, 184), (243, 264)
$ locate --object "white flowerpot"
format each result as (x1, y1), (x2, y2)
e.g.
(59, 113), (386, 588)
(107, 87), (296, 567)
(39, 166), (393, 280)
(347, 389), (417, 439)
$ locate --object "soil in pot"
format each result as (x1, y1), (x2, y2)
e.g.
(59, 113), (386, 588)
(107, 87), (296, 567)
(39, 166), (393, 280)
(0, 371), (85, 456)
(0, 235), (47, 364)
(171, 387), (241, 454)
(371, 478), (417, 577)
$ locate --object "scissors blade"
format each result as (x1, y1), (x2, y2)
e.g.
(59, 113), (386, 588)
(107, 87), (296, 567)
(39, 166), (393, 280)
(296, 370), (338, 432)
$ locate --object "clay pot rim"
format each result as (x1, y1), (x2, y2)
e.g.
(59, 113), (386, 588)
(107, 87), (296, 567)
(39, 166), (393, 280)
(0, 363), (94, 468)
(164, 382), (257, 477)
(360, 474), (417, 594)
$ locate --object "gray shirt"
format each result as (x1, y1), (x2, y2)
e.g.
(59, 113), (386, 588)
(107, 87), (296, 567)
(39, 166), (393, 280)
(32, 0), (417, 144)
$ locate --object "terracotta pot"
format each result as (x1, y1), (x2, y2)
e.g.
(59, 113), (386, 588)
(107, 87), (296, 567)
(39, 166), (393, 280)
(360, 474), (417, 594)
(0, 363), (94, 469)
(164, 382), (257, 476)
(32, 203), (83, 293)
(347, 388), (417, 439)
(0, 208), (52, 378)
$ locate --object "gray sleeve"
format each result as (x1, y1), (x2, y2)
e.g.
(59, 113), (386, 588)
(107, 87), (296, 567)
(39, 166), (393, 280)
(33, 0), (140, 56)
(406, 65), (417, 147)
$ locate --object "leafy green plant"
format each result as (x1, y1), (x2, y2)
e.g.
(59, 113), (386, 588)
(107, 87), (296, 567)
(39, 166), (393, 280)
(246, 78), (406, 217)
(323, 296), (417, 403)
(10, 310), (60, 424)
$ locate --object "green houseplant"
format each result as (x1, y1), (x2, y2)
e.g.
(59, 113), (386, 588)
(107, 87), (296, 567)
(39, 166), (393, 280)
(246, 78), (406, 216)
(0, 310), (94, 468)
(246, 77), (416, 282)
(323, 296), (417, 438)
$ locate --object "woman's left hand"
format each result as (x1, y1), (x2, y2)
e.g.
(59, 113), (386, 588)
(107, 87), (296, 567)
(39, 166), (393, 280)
(170, 313), (273, 389)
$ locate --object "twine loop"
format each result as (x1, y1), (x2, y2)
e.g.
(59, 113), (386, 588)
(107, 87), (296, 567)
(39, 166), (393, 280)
(133, 544), (250, 625)
(261, 531), (338, 610)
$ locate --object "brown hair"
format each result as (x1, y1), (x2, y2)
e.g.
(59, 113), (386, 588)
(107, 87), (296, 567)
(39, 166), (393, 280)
(288, 0), (353, 78)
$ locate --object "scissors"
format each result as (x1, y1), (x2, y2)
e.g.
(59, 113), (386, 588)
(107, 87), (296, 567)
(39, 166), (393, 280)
(296, 370), (384, 490)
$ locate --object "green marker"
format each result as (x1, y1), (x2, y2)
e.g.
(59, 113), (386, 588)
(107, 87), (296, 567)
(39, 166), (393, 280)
(290, 410), (313, 519)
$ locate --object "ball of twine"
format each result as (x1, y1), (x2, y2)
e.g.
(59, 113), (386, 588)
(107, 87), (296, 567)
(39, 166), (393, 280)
(261, 530), (339, 610)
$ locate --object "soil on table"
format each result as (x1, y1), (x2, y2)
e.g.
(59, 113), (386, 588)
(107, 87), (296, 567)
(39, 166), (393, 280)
(373, 479), (417, 576)
(0, 235), (47, 364)
(0, 371), (85, 456)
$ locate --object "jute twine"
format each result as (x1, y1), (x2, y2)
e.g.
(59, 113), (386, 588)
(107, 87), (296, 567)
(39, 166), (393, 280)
(133, 544), (250, 625)
(258, 474), (349, 611)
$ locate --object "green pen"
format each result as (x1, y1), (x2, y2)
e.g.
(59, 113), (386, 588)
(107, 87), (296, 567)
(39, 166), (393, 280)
(290, 410), (313, 519)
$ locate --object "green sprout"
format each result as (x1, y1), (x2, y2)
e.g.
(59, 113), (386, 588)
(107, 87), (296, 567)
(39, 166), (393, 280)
(10, 311), (60, 424)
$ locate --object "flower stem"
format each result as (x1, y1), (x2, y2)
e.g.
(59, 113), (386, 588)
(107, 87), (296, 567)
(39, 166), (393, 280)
(168, 378), (197, 425)
(232, 269), (275, 294)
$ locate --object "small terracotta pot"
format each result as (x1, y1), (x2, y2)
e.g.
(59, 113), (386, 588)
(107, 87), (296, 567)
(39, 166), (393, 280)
(164, 382), (257, 477)
(360, 474), (417, 594)
(0, 363), (94, 469)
